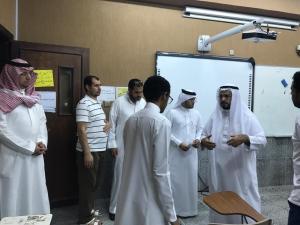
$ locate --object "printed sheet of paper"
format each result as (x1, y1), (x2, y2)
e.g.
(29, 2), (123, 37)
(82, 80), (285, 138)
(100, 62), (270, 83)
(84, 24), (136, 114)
(116, 87), (128, 98)
(34, 70), (54, 87)
(97, 86), (116, 102)
(37, 91), (56, 113)
(0, 214), (52, 225)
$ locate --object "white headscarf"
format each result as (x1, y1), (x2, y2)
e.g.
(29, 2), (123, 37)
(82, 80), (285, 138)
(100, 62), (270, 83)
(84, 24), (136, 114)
(210, 84), (252, 147)
(174, 89), (196, 108)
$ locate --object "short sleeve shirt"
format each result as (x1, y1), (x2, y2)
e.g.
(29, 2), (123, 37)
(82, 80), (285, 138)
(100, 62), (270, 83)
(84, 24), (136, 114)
(76, 95), (107, 152)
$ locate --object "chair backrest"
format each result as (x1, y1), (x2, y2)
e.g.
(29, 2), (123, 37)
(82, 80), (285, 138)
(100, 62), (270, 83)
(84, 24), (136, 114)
(209, 218), (272, 225)
(203, 191), (266, 222)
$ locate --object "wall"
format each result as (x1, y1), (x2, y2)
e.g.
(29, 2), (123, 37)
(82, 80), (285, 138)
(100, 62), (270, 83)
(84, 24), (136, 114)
(0, 0), (15, 36)
(16, 0), (300, 193)
(126, 0), (300, 20)
(18, 0), (300, 86)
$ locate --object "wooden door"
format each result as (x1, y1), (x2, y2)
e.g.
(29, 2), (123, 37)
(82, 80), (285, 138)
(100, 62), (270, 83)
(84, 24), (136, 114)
(10, 41), (89, 207)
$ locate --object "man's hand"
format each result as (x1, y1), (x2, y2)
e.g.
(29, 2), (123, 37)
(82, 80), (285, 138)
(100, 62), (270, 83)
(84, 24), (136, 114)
(192, 139), (201, 148)
(179, 143), (190, 151)
(170, 219), (181, 225)
(111, 148), (118, 158)
(103, 120), (111, 134)
(227, 134), (250, 147)
(33, 142), (47, 156)
(84, 152), (94, 169)
(201, 135), (216, 150)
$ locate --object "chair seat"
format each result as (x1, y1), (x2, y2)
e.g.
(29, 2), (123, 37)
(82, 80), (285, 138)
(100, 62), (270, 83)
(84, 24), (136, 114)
(209, 218), (272, 225)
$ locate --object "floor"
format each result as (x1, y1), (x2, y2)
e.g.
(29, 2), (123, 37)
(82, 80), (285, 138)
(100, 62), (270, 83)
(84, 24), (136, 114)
(51, 185), (292, 225)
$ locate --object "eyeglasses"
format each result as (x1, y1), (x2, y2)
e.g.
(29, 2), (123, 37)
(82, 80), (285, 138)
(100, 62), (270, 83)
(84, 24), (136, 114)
(168, 95), (173, 104)
(188, 98), (196, 102)
(20, 72), (32, 78)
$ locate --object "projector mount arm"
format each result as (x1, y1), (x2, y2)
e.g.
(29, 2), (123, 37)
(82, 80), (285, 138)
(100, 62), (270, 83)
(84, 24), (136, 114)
(198, 18), (264, 52)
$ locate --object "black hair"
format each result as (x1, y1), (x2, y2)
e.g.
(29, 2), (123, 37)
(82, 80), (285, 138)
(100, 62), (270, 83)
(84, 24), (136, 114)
(128, 79), (143, 90)
(84, 75), (99, 92)
(293, 71), (300, 90)
(143, 76), (170, 102)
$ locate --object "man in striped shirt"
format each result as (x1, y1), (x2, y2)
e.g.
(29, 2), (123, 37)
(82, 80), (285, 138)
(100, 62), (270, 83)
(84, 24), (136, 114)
(76, 75), (110, 225)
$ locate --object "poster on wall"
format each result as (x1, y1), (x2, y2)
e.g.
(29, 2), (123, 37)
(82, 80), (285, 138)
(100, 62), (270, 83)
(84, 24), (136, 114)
(97, 86), (116, 102)
(37, 91), (56, 113)
(116, 87), (128, 98)
(34, 70), (54, 87)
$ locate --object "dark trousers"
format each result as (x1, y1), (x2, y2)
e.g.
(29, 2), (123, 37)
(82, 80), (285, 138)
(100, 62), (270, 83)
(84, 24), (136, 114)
(76, 151), (105, 223)
(288, 201), (300, 225)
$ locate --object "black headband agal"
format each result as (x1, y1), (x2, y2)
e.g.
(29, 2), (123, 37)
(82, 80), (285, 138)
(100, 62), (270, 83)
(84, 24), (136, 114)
(182, 89), (196, 96)
(219, 85), (239, 90)
(6, 61), (32, 68)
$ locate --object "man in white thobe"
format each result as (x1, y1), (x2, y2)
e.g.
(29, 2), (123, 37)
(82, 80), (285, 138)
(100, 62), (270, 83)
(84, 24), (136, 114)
(288, 71), (300, 225)
(115, 76), (180, 225)
(201, 84), (267, 224)
(108, 79), (146, 220)
(0, 59), (50, 219)
(166, 89), (202, 217)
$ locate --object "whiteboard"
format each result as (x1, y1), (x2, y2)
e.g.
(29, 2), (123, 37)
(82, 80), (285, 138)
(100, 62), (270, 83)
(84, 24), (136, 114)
(156, 52), (254, 125)
(254, 65), (300, 137)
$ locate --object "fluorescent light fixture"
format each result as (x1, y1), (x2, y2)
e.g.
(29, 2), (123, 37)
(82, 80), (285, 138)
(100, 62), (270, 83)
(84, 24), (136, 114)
(184, 7), (299, 30)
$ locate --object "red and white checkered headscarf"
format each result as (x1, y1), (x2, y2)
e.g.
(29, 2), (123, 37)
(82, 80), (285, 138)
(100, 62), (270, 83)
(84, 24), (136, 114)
(0, 58), (40, 113)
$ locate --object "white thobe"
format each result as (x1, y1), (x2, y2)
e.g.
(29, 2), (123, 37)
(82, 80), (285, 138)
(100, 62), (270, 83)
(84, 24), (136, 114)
(202, 110), (266, 224)
(107, 94), (146, 213)
(166, 106), (203, 217)
(289, 116), (300, 207)
(115, 103), (177, 225)
(0, 104), (50, 219)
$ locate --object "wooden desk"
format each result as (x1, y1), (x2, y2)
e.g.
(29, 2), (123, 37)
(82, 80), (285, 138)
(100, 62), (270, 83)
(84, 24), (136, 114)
(203, 191), (265, 222)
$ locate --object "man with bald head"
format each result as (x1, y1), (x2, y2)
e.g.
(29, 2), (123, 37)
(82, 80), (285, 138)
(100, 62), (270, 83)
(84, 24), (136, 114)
(201, 84), (267, 224)
(0, 59), (50, 218)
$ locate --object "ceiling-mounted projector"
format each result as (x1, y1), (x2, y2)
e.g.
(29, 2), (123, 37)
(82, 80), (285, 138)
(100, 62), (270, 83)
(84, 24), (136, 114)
(197, 19), (279, 52)
(242, 29), (277, 43)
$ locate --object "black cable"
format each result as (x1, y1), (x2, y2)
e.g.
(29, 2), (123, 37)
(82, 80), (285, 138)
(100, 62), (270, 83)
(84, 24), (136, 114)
(198, 173), (209, 195)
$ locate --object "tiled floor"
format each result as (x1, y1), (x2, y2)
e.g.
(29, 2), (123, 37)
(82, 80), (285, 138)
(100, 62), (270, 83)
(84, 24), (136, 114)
(51, 185), (292, 225)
